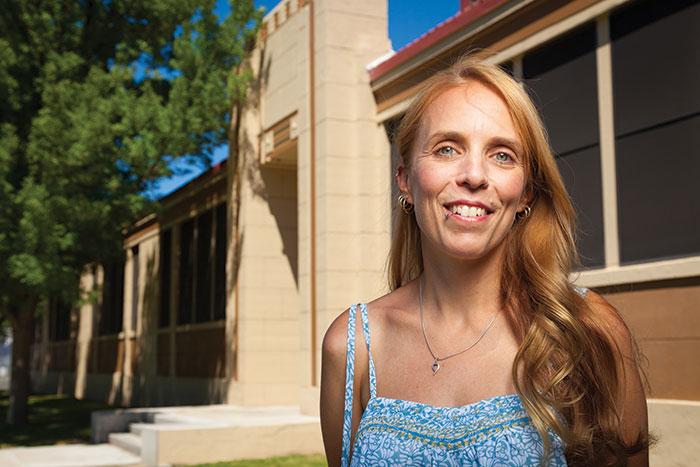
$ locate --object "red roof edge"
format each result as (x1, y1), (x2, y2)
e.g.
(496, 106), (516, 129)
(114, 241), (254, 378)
(158, 157), (228, 203)
(369, 0), (508, 83)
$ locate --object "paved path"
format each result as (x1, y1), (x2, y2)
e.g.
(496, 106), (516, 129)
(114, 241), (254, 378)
(0, 443), (141, 467)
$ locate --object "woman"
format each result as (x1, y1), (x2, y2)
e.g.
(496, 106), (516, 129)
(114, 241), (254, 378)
(320, 56), (650, 466)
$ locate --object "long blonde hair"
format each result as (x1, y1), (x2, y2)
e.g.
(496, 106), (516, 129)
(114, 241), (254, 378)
(388, 55), (646, 465)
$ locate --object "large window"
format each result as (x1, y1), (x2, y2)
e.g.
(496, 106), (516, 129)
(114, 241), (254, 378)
(178, 203), (227, 324)
(48, 296), (71, 341)
(100, 259), (124, 336)
(178, 219), (195, 324)
(130, 245), (139, 331)
(611, 0), (700, 264)
(523, 22), (605, 269)
(159, 229), (172, 328)
(214, 203), (227, 320)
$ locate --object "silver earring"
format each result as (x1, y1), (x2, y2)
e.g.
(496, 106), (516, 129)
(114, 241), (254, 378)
(517, 205), (531, 220)
(398, 193), (414, 214)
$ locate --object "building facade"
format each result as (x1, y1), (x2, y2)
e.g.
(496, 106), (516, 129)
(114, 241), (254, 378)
(31, 0), (698, 443)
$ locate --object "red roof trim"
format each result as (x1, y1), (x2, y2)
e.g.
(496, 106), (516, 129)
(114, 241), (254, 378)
(369, 0), (508, 82)
(158, 158), (228, 203)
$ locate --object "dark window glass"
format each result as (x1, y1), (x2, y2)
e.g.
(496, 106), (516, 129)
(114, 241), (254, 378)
(178, 219), (194, 324)
(612, 0), (700, 263)
(616, 115), (700, 262)
(523, 22), (605, 268)
(131, 245), (139, 331)
(611, 0), (700, 136)
(195, 209), (213, 323)
(214, 204), (227, 320)
(556, 147), (605, 268)
(159, 229), (172, 328)
(49, 296), (71, 341)
(100, 259), (124, 335)
(523, 23), (599, 155)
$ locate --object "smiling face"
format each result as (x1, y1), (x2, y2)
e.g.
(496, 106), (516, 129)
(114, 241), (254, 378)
(397, 80), (529, 263)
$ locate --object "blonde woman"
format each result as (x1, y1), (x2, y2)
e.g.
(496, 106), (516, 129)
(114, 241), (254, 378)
(320, 56), (650, 466)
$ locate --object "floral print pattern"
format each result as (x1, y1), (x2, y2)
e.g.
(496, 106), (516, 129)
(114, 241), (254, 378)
(340, 293), (588, 466)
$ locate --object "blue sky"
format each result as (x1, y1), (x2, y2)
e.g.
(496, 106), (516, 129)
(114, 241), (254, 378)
(149, 0), (459, 199)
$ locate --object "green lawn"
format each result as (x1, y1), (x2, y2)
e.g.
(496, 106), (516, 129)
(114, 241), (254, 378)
(0, 391), (114, 448)
(192, 455), (327, 467)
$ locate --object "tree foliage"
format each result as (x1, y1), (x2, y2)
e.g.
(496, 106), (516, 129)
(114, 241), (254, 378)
(0, 0), (262, 425)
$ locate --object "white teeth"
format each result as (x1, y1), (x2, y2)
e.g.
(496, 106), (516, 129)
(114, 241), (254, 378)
(449, 205), (487, 217)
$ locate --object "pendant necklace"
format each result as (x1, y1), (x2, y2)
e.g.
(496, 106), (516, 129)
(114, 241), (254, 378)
(419, 277), (500, 375)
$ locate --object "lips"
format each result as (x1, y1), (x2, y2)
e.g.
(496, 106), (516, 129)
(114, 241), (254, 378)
(443, 201), (494, 220)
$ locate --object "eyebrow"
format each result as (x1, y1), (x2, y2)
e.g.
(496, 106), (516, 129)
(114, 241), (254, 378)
(423, 131), (466, 147)
(490, 136), (523, 155)
(423, 132), (523, 154)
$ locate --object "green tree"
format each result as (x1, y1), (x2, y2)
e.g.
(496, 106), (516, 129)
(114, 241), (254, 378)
(0, 0), (261, 426)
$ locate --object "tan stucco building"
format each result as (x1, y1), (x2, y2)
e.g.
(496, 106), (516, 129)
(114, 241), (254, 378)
(31, 0), (699, 463)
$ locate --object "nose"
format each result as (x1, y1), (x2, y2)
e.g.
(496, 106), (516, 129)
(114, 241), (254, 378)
(455, 152), (489, 190)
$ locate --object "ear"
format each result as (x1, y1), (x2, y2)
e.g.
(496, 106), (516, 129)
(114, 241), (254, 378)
(396, 164), (413, 202)
(518, 184), (534, 212)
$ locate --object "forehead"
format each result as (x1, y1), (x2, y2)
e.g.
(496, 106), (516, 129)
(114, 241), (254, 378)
(417, 81), (520, 144)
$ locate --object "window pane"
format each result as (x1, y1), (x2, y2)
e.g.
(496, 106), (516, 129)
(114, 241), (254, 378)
(214, 204), (227, 321)
(616, 115), (700, 263)
(131, 245), (139, 332)
(195, 209), (213, 323)
(523, 22), (599, 155)
(612, 0), (700, 263)
(159, 229), (171, 328)
(556, 146), (605, 268)
(100, 259), (124, 335)
(611, 0), (700, 136)
(178, 220), (194, 324)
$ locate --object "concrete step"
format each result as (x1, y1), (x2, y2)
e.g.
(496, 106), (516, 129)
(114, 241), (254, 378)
(129, 422), (151, 436)
(108, 432), (142, 456)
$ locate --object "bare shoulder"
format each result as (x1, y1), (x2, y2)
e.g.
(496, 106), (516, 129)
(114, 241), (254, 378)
(322, 308), (351, 365)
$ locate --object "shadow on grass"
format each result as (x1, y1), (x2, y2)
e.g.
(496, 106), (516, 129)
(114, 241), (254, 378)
(0, 391), (115, 448)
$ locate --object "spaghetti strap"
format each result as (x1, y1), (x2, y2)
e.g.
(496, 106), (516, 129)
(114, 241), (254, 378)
(359, 303), (377, 399)
(340, 303), (378, 466)
(340, 304), (357, 467)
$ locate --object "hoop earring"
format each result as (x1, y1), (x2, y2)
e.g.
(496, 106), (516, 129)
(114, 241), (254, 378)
(398, 193), (414, 214)
(517, 205), (531, 220)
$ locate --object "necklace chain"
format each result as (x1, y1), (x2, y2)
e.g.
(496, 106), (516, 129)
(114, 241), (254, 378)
(418, 277), (500, 375)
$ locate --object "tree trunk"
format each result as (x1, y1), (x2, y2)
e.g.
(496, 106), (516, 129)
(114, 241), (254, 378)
(7, 301), (36, 426)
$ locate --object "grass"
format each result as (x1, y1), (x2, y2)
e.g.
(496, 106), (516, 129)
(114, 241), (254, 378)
(0, 391), (114, 448)
(192, 455), (327, 467)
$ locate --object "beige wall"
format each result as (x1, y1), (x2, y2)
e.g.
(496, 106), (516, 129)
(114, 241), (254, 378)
(601, 277), (700, 401)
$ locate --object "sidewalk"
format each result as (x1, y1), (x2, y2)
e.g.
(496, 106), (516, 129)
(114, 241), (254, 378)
(0, 444), (141, 467)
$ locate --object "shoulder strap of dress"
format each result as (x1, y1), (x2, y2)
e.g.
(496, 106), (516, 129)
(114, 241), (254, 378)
(359, 303), (377, 399)
(340, 304), (357, 467)
(574, 286), (589, 298)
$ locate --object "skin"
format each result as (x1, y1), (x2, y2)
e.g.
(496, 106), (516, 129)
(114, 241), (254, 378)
(320, 80), (648, 466)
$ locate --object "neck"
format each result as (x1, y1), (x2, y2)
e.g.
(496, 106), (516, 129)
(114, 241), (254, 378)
(419, 244), (505, 327)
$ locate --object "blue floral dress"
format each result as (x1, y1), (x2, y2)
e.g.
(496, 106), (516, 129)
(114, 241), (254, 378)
(340, 302), (571, 466)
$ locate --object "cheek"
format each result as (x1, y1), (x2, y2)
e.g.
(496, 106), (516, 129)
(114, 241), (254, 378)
(493, 171), (527, 205)
(410, 164), (450, 199)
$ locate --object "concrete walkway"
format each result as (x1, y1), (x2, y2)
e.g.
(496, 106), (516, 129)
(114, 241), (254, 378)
(0, 443), (141, 467)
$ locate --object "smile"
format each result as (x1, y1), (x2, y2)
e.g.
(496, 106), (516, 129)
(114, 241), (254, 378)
(443, 202), (493, 222)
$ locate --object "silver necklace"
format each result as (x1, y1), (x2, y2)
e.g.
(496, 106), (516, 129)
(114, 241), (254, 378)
(419, 278), (500, 375)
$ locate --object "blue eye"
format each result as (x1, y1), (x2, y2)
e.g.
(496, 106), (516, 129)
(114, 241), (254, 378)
(436, 146), (455, 157)
(494, 151), (513, 163)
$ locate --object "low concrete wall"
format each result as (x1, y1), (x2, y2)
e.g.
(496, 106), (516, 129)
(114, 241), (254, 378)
(141, 419), (323, 465)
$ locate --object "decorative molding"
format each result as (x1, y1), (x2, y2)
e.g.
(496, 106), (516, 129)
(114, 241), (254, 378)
(573, 256), (700, 288)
